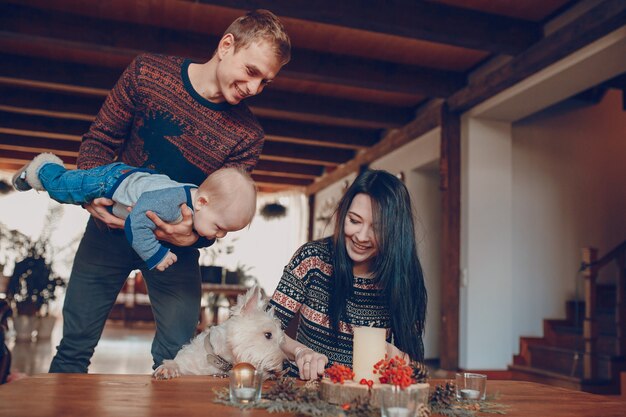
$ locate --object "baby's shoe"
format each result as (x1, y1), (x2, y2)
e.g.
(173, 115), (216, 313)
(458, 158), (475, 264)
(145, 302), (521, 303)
(12, 163), (32, 191)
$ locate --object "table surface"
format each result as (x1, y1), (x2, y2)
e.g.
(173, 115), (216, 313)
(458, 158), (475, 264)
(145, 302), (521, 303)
(1, 374), (625, 417)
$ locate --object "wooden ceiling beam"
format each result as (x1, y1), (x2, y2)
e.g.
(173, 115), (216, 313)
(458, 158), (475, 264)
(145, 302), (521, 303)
(0, 99), (378, 151)
(261, 118), (380, 150)
(255, 182), (303, 193)
(0, 134), (80, 153)
(0, 113), (354, 168)
(0, 148), (77, 165)
(252, 170), (316, 180)
(251, 174), (312, 187)
(0, 147), (313, 189)
(248, 90), (413, 129)
(0, 3), (465, 97)
(0, 55), (416, 129)
(260, 142), (353, 166)
(254, 160), (323, 178)
(196, 0), (541, 55)
(305, 99), (444, 195)
(448, 0), (626, 113)
(0, 54), (121, 92)
(0, 110), (89, 136)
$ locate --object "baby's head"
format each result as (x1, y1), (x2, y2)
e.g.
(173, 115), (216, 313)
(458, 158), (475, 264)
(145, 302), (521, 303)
(193, 167), (256, 240)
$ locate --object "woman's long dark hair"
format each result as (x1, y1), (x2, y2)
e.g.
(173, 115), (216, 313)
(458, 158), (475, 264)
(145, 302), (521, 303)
(330, 169), (427, 362)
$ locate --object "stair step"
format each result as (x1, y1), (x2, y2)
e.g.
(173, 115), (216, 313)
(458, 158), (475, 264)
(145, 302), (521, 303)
(545, 333), (621, 356)
(508, 364), (617, 394)
(527, 345), (613, 379)
(550, 310), (615, 332)
(565, 300), (615, 326)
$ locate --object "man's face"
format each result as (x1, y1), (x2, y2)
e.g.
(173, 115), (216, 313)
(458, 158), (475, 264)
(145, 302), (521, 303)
(216, 38), (283, 105)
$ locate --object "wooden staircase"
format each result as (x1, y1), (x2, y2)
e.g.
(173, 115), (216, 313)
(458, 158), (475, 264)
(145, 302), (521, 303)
(509, 242), (626, 394)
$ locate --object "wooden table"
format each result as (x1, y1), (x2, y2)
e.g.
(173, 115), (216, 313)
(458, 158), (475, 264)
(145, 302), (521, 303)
(1, 374), (625, 417)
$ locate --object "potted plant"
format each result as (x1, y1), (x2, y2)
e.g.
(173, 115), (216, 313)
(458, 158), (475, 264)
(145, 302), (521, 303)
(1, 205), (66, 340)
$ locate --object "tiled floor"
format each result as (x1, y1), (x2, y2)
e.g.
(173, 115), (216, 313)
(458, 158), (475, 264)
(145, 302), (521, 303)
(7, 317), (155, 375)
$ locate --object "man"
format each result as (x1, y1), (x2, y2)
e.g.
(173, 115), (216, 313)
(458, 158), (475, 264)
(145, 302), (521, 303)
(49, 9), (290, 373)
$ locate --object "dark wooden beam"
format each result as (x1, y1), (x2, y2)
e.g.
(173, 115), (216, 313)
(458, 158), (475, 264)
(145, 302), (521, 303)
(0, 110), (89, 137)
(0, 85), (102, 119)
(448, 0), (626, 113)
(261, 118), (380, 150)
(253, 160), (324, 178)
(251, 174), (312, 186)
(285, 50), (464, 97)
(0, 3), (465, 97)
(305, 99), (443, 195)
(248, 90), (414, 129)
(196, 0), (541, 55)
(0, 54), (417, 129)
(0, 54), (121, 93)
(0, 148), (77, 163)
(0, 135), (79, 156)
(261, 142), (353, 166)
(439, 104), (460, 371)
(0, 99), (377, 154)
(0, 139), (313, 189)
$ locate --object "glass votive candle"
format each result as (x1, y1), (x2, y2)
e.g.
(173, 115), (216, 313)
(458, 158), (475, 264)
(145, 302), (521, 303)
(380, 385), (427, 417)
(229, 368), (263, 405)
(455, 372), (487, 401)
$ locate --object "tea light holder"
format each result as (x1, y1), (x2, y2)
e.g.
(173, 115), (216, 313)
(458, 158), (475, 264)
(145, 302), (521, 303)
(455, 372), (486, 401)
(380, 385), (427, 417)
(229, 363), (263, 405)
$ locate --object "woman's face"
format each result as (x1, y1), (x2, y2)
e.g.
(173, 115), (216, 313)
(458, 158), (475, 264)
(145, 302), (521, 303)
(344, 193), (379, 276)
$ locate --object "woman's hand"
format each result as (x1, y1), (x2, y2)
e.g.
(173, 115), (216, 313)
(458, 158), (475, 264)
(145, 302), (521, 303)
(295, 346), (328, 381)
(385, 342), (408, 361)
(84, 198), (125, 229)
(146, 204), (198, 246)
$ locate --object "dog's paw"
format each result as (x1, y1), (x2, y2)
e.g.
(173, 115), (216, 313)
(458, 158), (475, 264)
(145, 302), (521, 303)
(152, 361), (180, 380)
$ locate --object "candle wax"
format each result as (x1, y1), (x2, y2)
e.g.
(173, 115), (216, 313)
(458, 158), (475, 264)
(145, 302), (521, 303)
(460, 388), (480, 399)
(234, 387), (257, 400)
(352, 326), (386, 382)
(385, 406), (411, 417)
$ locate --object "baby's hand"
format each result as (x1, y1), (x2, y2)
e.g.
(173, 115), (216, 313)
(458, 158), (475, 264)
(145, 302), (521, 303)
(156, 252), (178, 271)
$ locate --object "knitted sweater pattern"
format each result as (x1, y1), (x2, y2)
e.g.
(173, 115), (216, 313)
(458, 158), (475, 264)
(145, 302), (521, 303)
(77, 53), (264, 185)
(270, 238), (392, 369)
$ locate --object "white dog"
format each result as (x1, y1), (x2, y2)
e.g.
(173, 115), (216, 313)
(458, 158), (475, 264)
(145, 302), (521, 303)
(153, 285), (286, 380)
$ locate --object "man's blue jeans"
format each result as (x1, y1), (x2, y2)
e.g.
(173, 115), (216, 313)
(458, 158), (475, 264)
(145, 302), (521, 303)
(48, 218), (201, 373)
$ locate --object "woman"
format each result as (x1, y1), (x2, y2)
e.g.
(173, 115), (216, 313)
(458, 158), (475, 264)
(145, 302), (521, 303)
(270, 169), (427, 380)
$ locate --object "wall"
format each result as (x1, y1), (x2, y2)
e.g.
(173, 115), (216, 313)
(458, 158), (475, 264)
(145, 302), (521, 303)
(510, 90), (626, 345)
(459, 118), (514, 369)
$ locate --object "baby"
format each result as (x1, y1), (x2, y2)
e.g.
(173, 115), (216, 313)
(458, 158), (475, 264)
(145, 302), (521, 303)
(12, 153), (256, 271)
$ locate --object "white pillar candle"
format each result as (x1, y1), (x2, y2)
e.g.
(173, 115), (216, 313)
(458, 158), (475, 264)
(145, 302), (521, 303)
(352, 326), (386, 382)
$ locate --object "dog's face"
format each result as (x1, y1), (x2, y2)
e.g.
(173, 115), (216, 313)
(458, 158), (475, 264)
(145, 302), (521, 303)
(224, 286), (286, 375)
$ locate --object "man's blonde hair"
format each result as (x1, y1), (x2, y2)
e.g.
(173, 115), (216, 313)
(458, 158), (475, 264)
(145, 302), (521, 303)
(224, 9), (291, 66)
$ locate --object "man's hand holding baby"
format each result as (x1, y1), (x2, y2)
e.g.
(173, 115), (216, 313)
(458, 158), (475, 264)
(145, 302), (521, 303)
(84, 197), (125, 229)
(147, 204), (199, 246)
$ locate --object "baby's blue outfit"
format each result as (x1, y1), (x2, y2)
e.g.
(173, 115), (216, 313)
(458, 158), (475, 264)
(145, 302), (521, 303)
(38, 162), (196, 270)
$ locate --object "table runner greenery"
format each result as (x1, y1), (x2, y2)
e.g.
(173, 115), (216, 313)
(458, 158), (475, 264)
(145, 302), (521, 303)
(213, 378), (508, 417)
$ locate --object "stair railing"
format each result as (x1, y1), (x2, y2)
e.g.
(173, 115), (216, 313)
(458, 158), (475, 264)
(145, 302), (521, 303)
(580, 239), (626, 379)
(581, 248), (598, 380)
